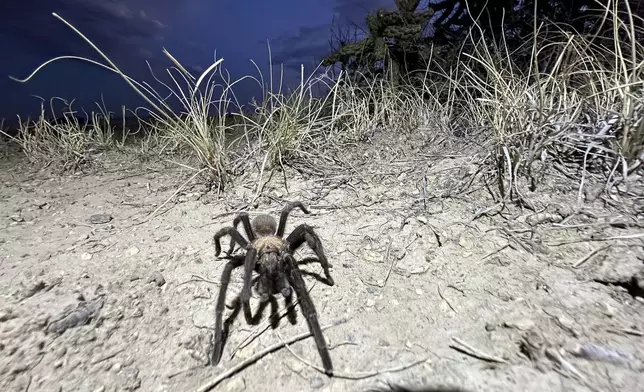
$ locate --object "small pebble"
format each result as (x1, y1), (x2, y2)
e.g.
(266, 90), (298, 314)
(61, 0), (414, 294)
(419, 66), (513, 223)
(378, 338), (390, 347)
(224, 376), (246, 391)
(9, 214), (24, 222)
(503, 318), (535, 331)
(0, 309), (15, 322)
(310, 377), (325, 389)
(88, 214), (112, 224)
(126, 246), (140, 256)
(147, 271), (166, 287)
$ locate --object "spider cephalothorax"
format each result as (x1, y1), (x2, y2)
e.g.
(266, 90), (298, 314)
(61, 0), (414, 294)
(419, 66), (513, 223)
(210, 201), (335, 375)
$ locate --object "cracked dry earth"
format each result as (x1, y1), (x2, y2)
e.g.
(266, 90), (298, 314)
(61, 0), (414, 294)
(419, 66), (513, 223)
(1, 143), (644, 392)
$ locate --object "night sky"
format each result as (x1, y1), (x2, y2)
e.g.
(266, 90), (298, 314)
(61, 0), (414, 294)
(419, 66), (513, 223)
(0, 0), (396, 123)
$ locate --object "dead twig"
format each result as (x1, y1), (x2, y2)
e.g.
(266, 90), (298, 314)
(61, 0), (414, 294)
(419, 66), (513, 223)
(607, 327), (644, 337)
(278, 330), (430, 380)
(175, 274), (221, 290)
(379, 239), (395, 292)
(149, 168), (206, 220)
(437, 284), (456, 313)
(449, 337), (507, 364)
(472, 202), (503, 220)
(480, 244), (510, 261)
(572, 245), (611, 268)
(548, 232), (644, 246)
(91, 348), (126, 365)
(194, 317), (349, 392)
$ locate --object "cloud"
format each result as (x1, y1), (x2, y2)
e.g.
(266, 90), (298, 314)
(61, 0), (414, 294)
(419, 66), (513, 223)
(0, 0), (187, 120)
(270, 0), (394, 72)
(1, 0), (172, 65)
(331, 0), (393, 25)
(270, 25), (332, 71)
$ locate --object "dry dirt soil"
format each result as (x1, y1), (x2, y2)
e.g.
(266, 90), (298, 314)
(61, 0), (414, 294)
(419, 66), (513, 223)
(1, 133), (644, 392)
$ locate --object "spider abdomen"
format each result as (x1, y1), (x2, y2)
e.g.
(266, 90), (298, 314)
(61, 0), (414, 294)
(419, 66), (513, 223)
(252, 214), (278, 237)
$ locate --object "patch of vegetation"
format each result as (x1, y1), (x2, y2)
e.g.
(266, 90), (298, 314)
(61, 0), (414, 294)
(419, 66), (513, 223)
(3, 1), (643, 202)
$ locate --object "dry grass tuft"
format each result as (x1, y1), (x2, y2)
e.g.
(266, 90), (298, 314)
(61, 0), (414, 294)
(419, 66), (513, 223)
(3, 6), (643, 201)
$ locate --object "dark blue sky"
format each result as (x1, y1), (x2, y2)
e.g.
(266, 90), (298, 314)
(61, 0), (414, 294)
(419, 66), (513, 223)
(0, 0), (398, 123)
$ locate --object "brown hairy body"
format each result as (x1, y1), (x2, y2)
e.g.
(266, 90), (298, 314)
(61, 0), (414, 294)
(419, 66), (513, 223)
(211, 201), (336, 375)
(252, 235), (287, 255)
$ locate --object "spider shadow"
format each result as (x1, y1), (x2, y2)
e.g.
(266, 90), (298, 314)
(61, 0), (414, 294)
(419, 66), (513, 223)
(216, 255), (332, 359)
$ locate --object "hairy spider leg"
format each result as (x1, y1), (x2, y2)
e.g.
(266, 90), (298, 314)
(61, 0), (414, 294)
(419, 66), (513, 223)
(211, 255), (245, 366)
(285, 254), (333, 375)
(227, 212), (256, 255)
(213, 227), (249, 257)
(240, 248), (258, 324)
(283, 288), (298, 325)
(286, 224), (335, 286)
(276, 201), (311, 237)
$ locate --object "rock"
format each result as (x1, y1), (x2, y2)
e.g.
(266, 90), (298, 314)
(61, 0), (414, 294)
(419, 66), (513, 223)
(9, 214), (24, 223)
(458, 235), (473, 250)
(22, 280), (46, 299)
(365, 299), (375, 307)
(584, 186), (602, 202)
(88, 214), (112, 224)
(310, 376), (325, 389)
(155, 235), (170, 243)
(126, 246), (140, 256)
(526, 213), (563, 226)
(378, 338), (390, 347)
(80, 253), (92, 261)
(485, 322), (497, 331)
(131, 308), (143, 318)
(225, 376), (246, 391)
(122, 367), (141, 390)
(362, 250), (383, 263)
(54, 347), (67, 359)
(147, 271), (165, 287)
(47, 299), (104, 334)
(33, 200), (48, 209)
(503, 318), (535, 331)
(0, 309), (16, 322)
(417, 216), (428, 224)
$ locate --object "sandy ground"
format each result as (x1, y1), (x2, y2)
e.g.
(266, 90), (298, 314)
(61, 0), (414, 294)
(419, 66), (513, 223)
(1, 133), (644, 392)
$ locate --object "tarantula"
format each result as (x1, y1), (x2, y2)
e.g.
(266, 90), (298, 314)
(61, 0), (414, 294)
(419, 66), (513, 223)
(210, 201), (335, 375)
